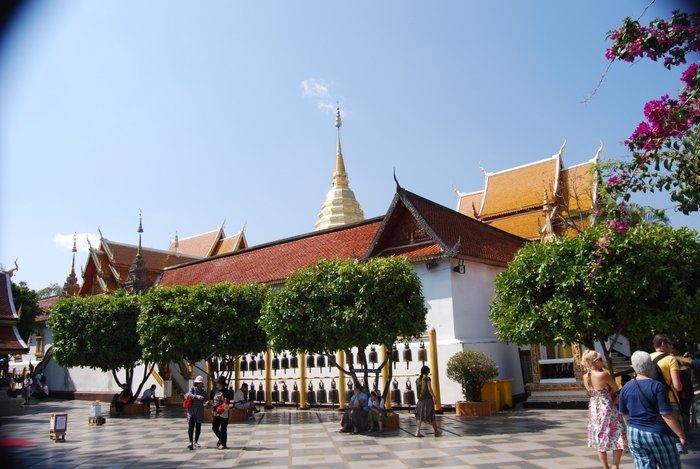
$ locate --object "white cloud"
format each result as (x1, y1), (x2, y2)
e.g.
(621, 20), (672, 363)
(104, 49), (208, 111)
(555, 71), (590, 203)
(317, 101), (335, 112)
(54, 232), (100, 253)
(301, 78), (329, 98)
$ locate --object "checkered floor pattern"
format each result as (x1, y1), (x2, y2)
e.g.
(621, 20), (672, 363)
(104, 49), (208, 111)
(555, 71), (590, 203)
(1, 399), (699, 468)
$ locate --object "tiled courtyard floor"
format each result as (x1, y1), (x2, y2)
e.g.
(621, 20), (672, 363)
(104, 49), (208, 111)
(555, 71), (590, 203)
(1, 399), (699, 468)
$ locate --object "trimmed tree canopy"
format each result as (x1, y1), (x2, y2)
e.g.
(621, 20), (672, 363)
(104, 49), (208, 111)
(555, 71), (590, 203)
(260, 257), (427, 355)
(489, 224), (700, 366)
(446, 350), (498, 402)
(49, 291), (150, 394)
(138, 283), (268, 364)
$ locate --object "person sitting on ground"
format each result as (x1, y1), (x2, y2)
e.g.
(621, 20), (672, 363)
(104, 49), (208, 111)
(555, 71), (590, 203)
(140, 384), (161, 413)
(619, 351), (686, 468)
(340, 384), (369, 434)
(368, 391), (387, 433)
(232, 383), (258, 415)
(32, 376), (49, 400)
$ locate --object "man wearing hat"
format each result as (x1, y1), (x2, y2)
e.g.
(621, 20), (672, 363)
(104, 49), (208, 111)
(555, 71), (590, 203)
(186, 376), (207, 450)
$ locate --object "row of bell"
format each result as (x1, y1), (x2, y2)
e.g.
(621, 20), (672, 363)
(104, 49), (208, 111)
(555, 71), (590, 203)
(235, 342), (428, 375)
(240, 377), (418, 406)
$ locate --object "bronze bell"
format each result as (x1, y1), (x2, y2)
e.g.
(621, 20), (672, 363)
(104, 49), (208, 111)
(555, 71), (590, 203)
(418, 340), (428, 364)
(316, 380), (327, 404)
(281, 382), (290, 402)
(272, 354), (280, 374)
(292, 381), (300, 404)
(345, 379), (354, 402)
(403, 379), (416, 406)
(329, 379), (339, 404)
(391, 344), (399, 369)
(306, 354), (315, 368)
(369, 346), (378, 367)
(306, 381), (316, 405)
(281, 352), (289, 373)
(239, 357), (248, 373)
(403, 342), (412, 369)
(272, 382), (280, 403)
(290, 353), (298, 369)
(257, 355), (265, 375)
(256, 383), (265, 402)
(391, 377), (402, 405)
(316, 354), (326, 368)
(248, 355), (257, 372)
(248, 382), (256, 401)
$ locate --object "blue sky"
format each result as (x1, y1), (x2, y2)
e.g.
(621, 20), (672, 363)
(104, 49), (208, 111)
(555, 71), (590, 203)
(1, 0), (697, 289)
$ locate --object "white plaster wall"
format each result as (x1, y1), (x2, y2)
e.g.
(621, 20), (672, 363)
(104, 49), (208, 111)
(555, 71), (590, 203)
(414, 260), (456, 340)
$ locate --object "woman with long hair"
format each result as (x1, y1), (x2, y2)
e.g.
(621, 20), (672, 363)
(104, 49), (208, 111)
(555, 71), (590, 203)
(414, 365), (441, 438)
(582, 350), (627, 469)
(211, 376), (232, 450)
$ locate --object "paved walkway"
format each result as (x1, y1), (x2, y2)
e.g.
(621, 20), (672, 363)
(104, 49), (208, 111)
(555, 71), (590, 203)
(1, 399), (699, 468)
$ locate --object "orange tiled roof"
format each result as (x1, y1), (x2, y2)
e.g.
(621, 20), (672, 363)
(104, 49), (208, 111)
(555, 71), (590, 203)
(488, 211), (547, 241)
(560, 162), (595, 214)
(479, 156), (559, 218)
(456, 191), (483, 218)
(211, 232), (245, 256)
(0, 273), (28, 353)
(103, 240), (201, 269)
(169, 229), (223, 258)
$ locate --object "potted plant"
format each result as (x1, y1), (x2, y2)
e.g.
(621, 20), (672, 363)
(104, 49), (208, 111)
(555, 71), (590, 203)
(446, 350), (498, 416)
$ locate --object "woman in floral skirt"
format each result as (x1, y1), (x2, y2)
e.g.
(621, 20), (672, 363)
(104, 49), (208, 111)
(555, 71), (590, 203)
(582, 350), (627, 469)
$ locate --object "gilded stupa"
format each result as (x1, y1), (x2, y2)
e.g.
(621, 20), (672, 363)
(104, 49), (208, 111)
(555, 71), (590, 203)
(314, 107), (365, 231)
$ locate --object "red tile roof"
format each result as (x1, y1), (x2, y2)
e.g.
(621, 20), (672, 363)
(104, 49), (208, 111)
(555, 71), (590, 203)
(367, 189), (525, 266)
(0, 273), (28, 353)
(35, 295), (60, 323)
(160, 218), (385, 286)
(168, 229), (223, 258)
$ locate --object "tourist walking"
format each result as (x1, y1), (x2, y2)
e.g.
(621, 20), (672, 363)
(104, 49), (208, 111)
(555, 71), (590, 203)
(20, 371), (32, 407)
(581, 350), (626, 469)
(414, 365), (441, 438)
(186, 375), (206, 450)
(211, 376), (232, 450)
(619, 351), (687, 469)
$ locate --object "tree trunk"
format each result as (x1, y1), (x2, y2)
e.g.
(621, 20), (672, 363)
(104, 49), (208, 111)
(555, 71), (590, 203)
(133, 362), (155, 399)
(598, 338), (615, 377)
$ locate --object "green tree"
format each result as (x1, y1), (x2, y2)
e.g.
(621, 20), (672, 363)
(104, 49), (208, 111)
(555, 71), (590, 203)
(11, 281), (41, 341)
(36, 283), (62, 299)
(260, 257), (427, 400)
(49, 291), (153, 397)
(489, 224), (700, 373)
(138, 283), (268, 377)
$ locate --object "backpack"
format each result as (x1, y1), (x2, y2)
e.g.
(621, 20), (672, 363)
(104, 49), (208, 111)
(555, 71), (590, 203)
(650, 353), (669, 388)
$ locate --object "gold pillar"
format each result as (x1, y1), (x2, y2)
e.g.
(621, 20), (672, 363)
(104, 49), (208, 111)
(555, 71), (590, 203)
(234, 356), (241, 391)
(206, 361), (213, 396)
(381, 345), (390, 409)
(428, 328), (442, 412)
(337, 350), (346, 409)
(265, 346), (273, 409)
(299, 352), (308, 410)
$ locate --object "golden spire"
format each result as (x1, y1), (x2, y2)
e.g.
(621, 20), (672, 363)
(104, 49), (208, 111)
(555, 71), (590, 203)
(314, 106), (365, 231)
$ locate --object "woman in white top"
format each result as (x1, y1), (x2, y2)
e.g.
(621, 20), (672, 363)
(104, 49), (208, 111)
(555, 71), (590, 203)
(368, 391), (387, 433)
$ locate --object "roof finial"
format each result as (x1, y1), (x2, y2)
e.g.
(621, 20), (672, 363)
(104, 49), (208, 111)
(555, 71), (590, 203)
(173, 231), (179, 253)
(71, 232), (77, 274)
(137, 210), (143, 255)
(393, 168), (403, 191)
(593, 141), (604, 162)
(86, 234), (93, 250)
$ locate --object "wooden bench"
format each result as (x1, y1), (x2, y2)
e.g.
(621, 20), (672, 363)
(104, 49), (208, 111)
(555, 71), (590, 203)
(109, 403), (148, 415)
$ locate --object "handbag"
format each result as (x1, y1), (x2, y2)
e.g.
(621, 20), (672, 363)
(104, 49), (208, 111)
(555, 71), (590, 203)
(183, 396), (192, 409)
(216, 404), (226, 415)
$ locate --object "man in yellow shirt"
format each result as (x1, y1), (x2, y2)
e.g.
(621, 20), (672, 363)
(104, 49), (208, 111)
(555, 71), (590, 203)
(650, 334), (683, 412)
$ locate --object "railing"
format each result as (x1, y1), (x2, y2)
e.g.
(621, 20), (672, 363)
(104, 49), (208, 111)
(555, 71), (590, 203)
(539, 358), (575, 382)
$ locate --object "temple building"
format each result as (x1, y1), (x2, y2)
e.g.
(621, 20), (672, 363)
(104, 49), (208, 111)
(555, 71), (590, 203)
(314, 107), (365, 231)
(455, 141), (599, 241)
(0, 272), (29, 358)
(456, 142), (603, 407)
(79, 220), (247, 295)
